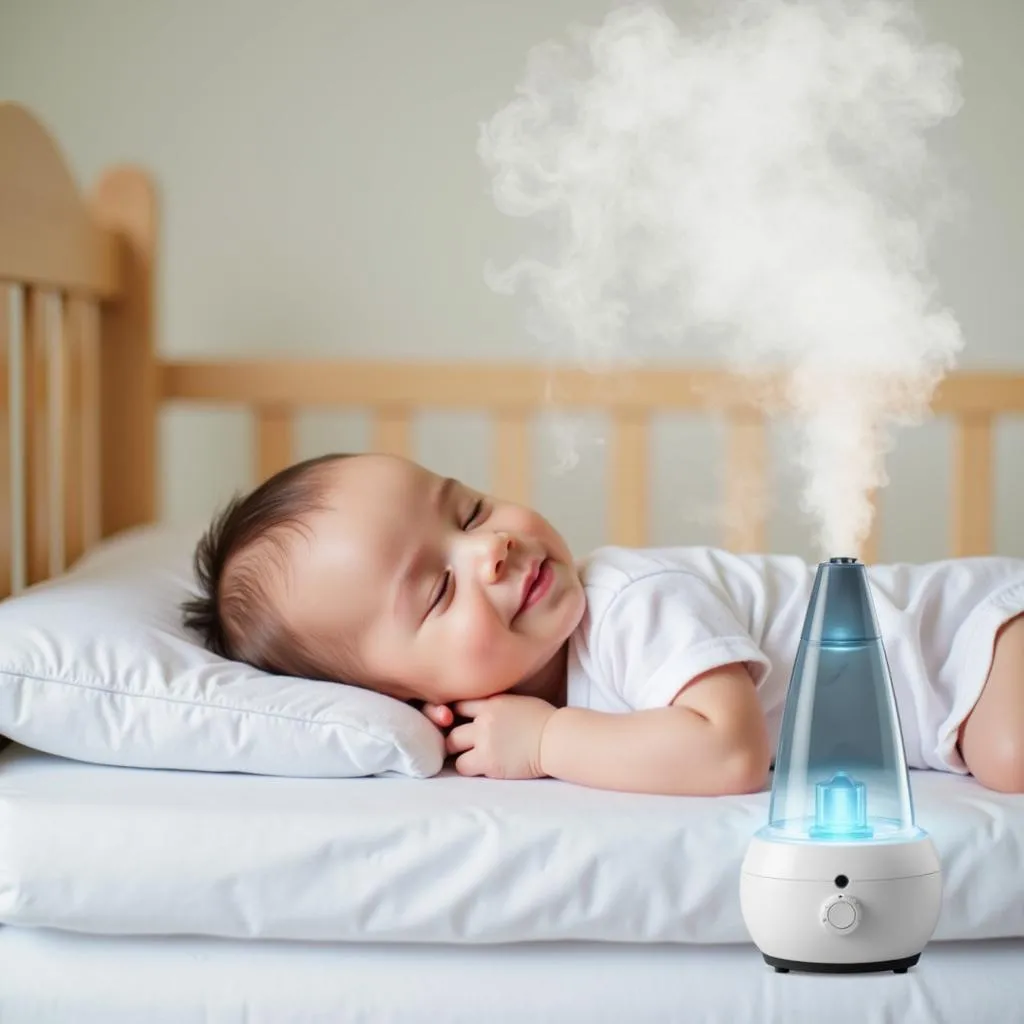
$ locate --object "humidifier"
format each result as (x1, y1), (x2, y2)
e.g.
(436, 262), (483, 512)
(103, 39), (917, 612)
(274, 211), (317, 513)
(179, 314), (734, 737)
(740, 557), (942, 974)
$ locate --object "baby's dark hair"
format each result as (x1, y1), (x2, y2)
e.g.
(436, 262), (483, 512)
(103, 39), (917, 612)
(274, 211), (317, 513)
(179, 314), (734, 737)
(181, 452), (357, 681)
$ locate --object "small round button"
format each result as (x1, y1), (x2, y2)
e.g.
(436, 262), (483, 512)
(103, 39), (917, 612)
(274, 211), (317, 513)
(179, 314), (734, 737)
(820, 894), (860, 934)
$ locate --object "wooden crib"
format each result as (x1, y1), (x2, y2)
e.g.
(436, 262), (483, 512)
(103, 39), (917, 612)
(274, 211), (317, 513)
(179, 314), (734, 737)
(6, 98), (1024, 1024)
(2, 100), (1023, 601)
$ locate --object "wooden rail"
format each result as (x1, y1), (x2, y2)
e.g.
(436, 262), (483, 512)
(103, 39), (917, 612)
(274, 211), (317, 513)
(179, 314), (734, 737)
(160, 359), (1024, 557)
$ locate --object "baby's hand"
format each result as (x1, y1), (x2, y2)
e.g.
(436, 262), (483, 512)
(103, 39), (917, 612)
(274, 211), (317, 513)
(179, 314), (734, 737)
(420, 703), (455, 730)
(444, 694), (557, 780)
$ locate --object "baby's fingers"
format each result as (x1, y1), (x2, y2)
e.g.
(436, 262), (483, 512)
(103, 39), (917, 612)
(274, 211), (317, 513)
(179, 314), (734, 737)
(445, 724), (475, 755)
(420, 702), (453, 728)
(454, 750), (483, 777)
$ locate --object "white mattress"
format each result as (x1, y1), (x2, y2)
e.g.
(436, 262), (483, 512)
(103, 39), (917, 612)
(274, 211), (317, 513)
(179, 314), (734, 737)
(0, 927), (1019, 1024)
(1, 742), (1023, 944)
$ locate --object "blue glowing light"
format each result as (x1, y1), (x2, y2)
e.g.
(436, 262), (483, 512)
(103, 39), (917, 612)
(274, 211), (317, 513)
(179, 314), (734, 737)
(808, 771), (874, 840)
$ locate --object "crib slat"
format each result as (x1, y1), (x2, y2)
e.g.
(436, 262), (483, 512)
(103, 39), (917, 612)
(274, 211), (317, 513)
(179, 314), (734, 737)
(609, 412), (648, 546)
(494, 412), (529, 505)
(61, 297), (82, 568)
(79, 300), (101, 550)
(255, 405), (294, 483)
(0, 285), (10, 597)
(724, 411), (766, 553)
(23, 289), (51, 585)
(61, 296), (91, 567)
(46, 292), (66, 575)
(953, 413), (993, 556)
(371, 409), (411, 459)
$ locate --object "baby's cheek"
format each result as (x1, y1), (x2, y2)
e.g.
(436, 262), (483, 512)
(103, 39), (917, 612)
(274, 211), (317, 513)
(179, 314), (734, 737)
(453, 614), (520, 676)
(460, 618), (508, 661)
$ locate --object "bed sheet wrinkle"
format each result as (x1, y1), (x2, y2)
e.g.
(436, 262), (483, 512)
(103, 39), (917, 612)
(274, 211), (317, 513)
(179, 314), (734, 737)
(2, 748), (1024, 945)
(370, 804), (488, 938)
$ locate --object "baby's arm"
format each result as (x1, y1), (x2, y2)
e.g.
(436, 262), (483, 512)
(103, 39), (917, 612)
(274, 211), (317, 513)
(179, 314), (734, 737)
(431, 663), (770, 796)
(539, 662), (771, 796)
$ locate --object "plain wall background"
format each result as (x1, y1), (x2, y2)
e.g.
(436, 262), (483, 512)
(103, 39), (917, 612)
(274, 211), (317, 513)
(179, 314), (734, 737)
(1, 0), (1021, 561)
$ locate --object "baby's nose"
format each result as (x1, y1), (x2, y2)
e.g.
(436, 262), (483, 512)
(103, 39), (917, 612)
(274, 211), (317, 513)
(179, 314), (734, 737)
(481, 532), (513, 583)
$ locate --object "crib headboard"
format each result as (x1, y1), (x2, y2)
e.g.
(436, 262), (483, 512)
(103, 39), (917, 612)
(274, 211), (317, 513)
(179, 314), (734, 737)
(0, 102), (156, 596)
(2, 102), (1024, 597)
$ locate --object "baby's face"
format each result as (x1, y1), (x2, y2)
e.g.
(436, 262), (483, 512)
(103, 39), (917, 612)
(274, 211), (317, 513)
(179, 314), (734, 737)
(278, 455), (587, 705)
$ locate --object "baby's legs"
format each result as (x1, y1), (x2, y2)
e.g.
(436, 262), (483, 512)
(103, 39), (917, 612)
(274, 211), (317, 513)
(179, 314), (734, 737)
(958, 613), (1024, 793)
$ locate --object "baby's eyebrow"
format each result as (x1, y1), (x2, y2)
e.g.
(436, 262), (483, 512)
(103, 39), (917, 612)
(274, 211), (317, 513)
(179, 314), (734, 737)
(435, 476), (457, 510)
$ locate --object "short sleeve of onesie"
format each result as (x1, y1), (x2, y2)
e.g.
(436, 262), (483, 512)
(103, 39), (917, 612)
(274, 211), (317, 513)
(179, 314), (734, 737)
(587, 569), (772, 711)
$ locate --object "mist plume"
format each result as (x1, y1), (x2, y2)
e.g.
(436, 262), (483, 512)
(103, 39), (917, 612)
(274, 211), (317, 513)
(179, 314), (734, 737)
(480, 0), (964, 557)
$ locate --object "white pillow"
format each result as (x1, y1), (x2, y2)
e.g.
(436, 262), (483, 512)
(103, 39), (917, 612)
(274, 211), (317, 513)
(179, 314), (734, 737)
(0, 525), (445, 777)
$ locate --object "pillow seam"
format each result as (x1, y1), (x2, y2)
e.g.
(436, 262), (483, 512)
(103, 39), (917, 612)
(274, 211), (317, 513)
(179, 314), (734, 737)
(0, 669), (411, 745)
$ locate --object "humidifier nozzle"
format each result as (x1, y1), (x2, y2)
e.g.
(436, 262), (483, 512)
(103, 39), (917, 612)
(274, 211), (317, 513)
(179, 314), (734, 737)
(803, 556), (880, 645)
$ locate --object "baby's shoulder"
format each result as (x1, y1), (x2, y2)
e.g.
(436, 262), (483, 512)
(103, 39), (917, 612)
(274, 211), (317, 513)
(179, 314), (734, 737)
(579, 543), (733, 580)
(578, 545), (678, 591)
(576, 545), (718, 612)
(570, 548), (680, 662)
(575, 544), (804, 625)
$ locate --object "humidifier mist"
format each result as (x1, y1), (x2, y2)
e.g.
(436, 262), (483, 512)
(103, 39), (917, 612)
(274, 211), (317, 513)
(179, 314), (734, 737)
(739, 557), (942, 975)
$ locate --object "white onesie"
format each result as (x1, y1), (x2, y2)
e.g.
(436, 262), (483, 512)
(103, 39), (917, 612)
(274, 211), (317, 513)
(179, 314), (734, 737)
(566, 546), (1024, 773)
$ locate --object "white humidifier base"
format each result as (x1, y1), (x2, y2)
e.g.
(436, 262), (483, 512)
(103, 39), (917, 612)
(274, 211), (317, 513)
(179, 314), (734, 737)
(740, 831), (942, 974)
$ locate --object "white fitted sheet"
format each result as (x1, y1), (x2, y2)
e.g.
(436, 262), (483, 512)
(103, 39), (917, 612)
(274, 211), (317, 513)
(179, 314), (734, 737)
(1, 743), (1023, 944)
(0, 927), (1019, 1024)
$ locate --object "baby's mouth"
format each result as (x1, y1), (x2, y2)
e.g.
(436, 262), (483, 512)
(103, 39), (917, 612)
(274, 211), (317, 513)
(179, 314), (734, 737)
(515, 558), (553, 619)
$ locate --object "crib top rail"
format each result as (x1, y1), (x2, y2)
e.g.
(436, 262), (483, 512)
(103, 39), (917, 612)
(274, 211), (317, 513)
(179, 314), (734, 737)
(160, 358), (1024, 415)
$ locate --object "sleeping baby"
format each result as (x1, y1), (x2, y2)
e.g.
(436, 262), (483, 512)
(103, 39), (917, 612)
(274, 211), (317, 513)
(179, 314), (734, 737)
(182, 452), (1024, 796)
